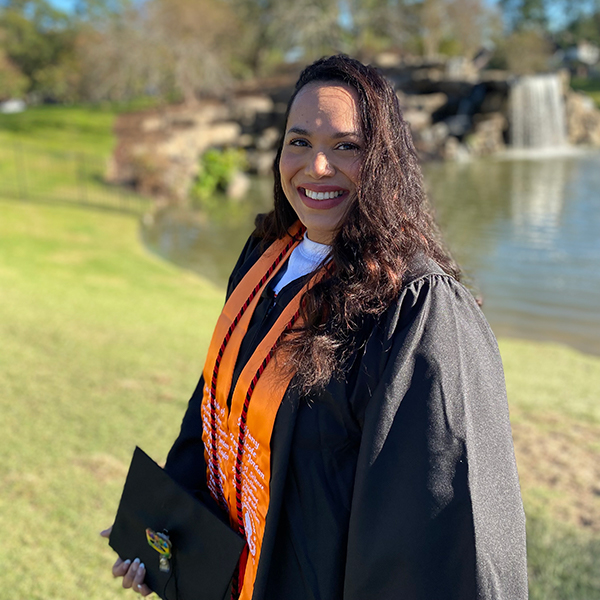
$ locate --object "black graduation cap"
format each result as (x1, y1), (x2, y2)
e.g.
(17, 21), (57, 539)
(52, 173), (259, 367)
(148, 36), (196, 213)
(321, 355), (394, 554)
(109, 447), (245, 600)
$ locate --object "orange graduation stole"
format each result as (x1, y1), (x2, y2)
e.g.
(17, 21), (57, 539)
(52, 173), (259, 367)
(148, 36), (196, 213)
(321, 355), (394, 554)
(200, 222), (321, 600)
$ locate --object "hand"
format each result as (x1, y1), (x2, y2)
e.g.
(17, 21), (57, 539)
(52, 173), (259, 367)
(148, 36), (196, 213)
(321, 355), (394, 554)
(101, 526), (152, 597)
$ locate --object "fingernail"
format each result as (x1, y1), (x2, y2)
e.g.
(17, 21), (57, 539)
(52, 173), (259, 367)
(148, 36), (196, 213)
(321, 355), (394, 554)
(124, 559), (131, 566)
(133, 557), (140, 565)
(139, 563), (145, 571)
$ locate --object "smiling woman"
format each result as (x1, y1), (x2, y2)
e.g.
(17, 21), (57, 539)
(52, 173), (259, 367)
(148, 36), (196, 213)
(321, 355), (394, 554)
(105, 55), (529, 600)
(279, 83), (362, 244)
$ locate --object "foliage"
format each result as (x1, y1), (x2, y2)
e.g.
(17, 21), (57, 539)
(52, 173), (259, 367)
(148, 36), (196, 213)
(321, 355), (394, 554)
(489, 28), (553, 74)
(499, 0), (547, 31)
(0, 46), (27, 98)
(191, 147), (247, 206)
(0, 0), (599, 104)
(0, 0), (80, 101)
(346, 0), (498, 60)
(555, 7), (600, 47)
(76, 0), (238, 103)
(571, 76), (600, 108)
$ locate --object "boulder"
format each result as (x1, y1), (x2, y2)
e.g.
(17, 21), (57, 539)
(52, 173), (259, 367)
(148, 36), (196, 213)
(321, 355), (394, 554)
(443, 136), (471, 161)
(413, 121), (451, 160)
(443, 114), (472, 137)
(566, 91), (600, 146)
(231, 94), (275, 127)
(108, 64), (600, 205)
(255, 126), (281, 151)
(226, 170), (251, 200)
(246, 150), (276, 176)
(466, 112), (507, 156)
(398, 91), (448, 113)
(402, 109), (432, 132)
(108, 103), (243, 203)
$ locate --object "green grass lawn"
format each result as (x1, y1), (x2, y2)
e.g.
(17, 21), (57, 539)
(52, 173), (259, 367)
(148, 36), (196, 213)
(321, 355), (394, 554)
(0, 104), (118, 156)
(0, 104), (151, 213)
(1, 198), (599, 599)
(0, 198), (224, 600)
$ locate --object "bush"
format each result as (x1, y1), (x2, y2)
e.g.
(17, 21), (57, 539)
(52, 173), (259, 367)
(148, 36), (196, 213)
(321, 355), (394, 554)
(190, 147), (247, 207)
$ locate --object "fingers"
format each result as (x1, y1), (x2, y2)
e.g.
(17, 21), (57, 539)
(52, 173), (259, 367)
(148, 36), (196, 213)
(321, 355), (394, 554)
(111, 557), (151, 595)
(103, 523), (149, 595)
(129, 559), (151, 596)
(137, 581), (153, 596)
(122, 558), (149, 593)
(112, 557), (131, 578)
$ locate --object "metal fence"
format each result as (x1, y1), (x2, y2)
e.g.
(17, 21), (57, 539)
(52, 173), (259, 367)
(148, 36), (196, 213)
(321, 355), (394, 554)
(0, 142), (152, 214)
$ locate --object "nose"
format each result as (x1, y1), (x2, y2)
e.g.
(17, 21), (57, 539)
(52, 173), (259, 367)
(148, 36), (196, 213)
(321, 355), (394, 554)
(307, 151), (335, 178)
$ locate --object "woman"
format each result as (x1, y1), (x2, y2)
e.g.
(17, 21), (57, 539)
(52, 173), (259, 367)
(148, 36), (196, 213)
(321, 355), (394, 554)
(105, 55), (528, 599)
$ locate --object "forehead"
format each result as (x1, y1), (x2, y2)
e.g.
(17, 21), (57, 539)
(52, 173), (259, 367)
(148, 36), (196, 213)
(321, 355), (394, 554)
(287, 83), (361, 131)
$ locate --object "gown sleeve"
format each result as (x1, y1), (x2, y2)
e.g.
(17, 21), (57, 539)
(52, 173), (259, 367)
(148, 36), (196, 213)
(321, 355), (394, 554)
(344, 273), (528, 600)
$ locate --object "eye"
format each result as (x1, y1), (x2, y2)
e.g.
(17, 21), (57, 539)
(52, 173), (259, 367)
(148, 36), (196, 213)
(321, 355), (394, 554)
(336, 142), (360, 152)
(289, 138), (310, 147)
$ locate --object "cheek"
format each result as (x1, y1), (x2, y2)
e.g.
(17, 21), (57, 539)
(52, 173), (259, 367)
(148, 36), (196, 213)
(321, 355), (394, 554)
(279, 155), (299, 192)
(348, 158), (362, 187)
(279, 153), (292, 177)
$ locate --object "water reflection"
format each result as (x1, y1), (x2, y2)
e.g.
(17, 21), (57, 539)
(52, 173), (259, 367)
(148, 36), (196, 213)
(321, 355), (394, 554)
(142, 153), (600, 356)
(141, 178), (274, 288)
(427, 152), (600, 355)
(509, 159), (568, 248)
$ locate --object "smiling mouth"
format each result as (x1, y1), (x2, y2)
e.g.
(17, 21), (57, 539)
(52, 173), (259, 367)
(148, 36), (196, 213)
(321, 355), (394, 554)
(301, 188), (345, 200)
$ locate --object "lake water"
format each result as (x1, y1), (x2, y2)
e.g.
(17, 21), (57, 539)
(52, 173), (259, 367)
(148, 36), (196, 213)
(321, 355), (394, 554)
(142, 151), (600, 356)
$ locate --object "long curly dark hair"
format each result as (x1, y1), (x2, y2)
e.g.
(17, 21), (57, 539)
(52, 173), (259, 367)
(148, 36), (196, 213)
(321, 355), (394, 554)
(257, 54), (460, 390)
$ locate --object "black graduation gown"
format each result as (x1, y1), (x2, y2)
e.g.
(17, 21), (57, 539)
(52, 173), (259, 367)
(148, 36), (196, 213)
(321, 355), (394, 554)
(164, 234), (529, 600)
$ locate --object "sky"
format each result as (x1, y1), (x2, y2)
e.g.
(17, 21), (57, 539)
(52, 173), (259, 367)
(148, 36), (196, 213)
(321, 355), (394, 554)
(47, 0), (76, 11)
(45, 0), (596, 32)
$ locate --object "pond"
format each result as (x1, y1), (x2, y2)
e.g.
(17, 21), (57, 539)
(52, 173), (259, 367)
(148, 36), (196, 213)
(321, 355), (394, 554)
(142, 151), (600, 356)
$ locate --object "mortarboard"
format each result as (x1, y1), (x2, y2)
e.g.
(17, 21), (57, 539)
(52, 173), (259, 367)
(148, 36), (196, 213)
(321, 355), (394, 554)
(109, 447), (245, 600)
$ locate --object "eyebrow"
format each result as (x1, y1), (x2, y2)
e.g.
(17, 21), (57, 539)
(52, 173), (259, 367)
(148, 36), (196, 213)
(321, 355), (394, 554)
(286, 126), (361, 139)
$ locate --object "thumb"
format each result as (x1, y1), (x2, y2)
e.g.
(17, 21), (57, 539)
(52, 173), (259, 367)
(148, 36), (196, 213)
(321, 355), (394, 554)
(100, 525), (113, 538)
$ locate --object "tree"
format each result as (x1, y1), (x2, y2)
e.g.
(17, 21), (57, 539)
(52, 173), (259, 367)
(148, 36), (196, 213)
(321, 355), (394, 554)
(445, 0), (496, 58)
(0, 0), (80, 100)
(345, 0), (495, 59)
(498, 0), (548, 31)
(226, 0), (344, 76)
(557, 4), (600, 46)
(491, 28), (552, 73)
(77, 0), (239, 103)
(0, 46), (27, 98)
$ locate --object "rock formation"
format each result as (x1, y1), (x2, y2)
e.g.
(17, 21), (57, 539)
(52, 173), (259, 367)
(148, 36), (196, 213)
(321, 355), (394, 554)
(108, 57), (600, 204)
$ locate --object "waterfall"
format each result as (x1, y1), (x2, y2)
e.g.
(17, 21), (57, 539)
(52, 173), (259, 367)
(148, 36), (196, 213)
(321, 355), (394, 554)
(509, 74), (568, 149)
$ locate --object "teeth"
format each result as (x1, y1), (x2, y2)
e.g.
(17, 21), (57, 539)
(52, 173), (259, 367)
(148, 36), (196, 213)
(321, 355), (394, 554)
(304, 189), (343, 200)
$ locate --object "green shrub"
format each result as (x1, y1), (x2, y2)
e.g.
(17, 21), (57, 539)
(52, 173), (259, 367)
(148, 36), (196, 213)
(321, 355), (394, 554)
(191, 147), (247, 208)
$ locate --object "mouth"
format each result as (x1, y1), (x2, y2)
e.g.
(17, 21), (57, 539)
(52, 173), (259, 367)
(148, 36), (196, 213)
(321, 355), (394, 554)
(298, 186), (349, 209)
(303, 188), (344, 201)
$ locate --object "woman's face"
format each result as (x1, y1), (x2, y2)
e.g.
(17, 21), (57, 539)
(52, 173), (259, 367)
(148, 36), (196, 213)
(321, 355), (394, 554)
(279, 82), (363, 244)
